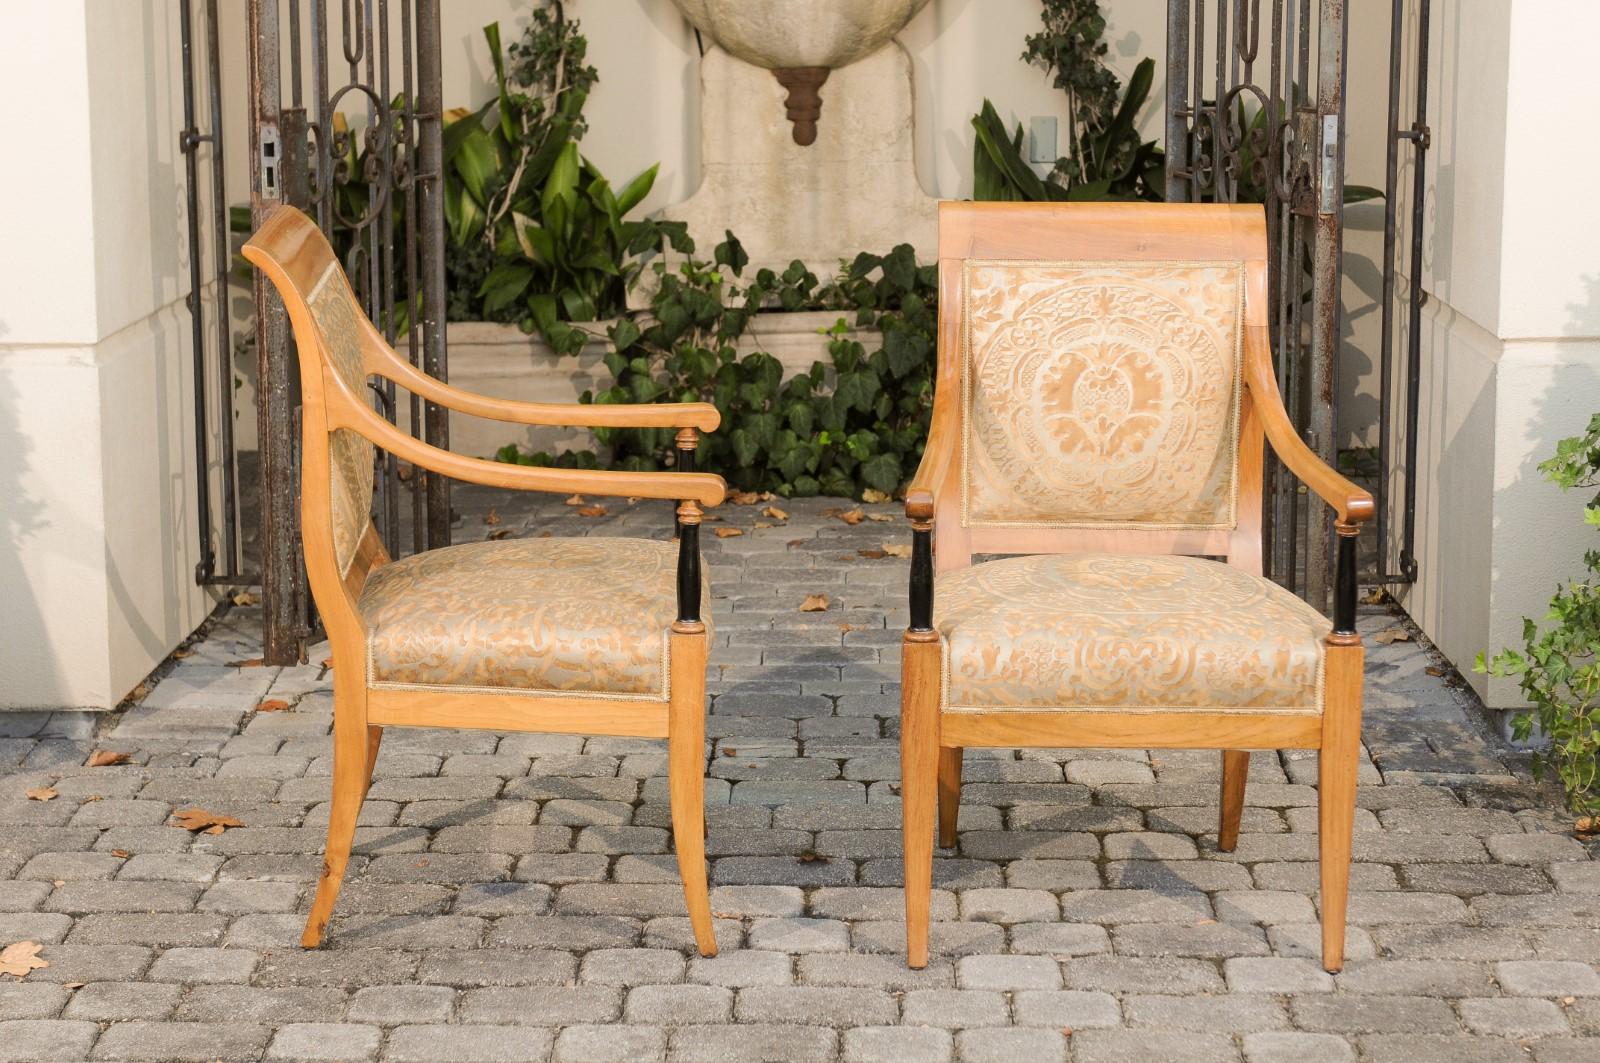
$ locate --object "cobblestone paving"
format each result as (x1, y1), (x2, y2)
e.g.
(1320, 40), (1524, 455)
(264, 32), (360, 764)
(3, 494), (1597, 1062)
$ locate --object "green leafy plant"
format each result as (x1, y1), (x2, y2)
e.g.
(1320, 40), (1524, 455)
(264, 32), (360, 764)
(973, 57), (1162, 203)
(442, 14), (688, 351)
(1021, 0), (1122, 180)
(1477, 413), (1600, 817)
(498, 234), (938, 500)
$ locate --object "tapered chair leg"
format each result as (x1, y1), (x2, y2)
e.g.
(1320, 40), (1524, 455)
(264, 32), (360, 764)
(1218, 749), (1249, 852)
(937, 746), (963, 849)
(669, 626), (717, 958)
(302, 703), (368, 948)
(1318, 640), (1364, 973)
(902, 633), (941, 969)
(363, 725), (384, 799)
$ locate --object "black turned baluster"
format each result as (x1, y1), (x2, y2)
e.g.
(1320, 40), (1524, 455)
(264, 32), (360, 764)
(1333, 521), (1359, 637)
(909, 520), (934, 633)
(677, 500), (702, 625)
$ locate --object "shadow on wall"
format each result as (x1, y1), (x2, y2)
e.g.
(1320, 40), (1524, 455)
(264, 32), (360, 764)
(0, 321), (67, 708)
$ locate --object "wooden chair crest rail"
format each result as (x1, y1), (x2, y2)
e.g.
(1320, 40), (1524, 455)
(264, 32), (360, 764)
(900, 201), (1374, 973)
(243, 205), (725, 955)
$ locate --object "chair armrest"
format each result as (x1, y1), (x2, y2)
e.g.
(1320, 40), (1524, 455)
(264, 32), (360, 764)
(1244, 329), (1374, 524)
(327, 369), (727, 506)
(904, 380), (960, 523)
(358, 317), (720, 432)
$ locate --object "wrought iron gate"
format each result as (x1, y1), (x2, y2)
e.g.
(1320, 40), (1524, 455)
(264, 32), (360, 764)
(244, 0), (452, 663)
(1164, 0), (1349, 609)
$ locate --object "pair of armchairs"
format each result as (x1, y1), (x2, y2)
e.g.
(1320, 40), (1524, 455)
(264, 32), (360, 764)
(244, 201), (1369, 974)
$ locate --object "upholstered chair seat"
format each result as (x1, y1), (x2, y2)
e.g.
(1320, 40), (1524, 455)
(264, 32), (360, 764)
(935, 553), (1331, 714)
(360, 537), (712, 700)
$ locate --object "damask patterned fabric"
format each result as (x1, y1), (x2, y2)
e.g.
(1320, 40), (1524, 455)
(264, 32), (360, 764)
(961, 260), (1245, 529)
(360, 536), (710, 700)
(307, 262), (375, 577)
(936, 553), (1330, 714)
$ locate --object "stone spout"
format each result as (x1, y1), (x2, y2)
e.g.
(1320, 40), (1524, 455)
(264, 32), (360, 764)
(773, 67), (830, 146)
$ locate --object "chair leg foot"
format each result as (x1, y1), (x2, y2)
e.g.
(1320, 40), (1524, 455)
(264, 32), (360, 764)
(1218, 749), (1249, 852)
(936, 746), (963, 849)
(669, 629), (716, 958)
(902, 635), (940, 970)
(301, 723), (366, 949)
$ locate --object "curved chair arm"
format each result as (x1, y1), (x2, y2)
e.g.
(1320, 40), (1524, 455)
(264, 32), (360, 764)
(358, 317), (721, 433)
(904, 375), (961, 523)
(1244, 329), (1374, 525)
(326, 370), (727, 506)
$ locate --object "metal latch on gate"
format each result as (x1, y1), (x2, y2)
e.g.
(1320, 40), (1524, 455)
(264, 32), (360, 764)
(1318, 114), (1339, 215)
(258, 123), (282, 201)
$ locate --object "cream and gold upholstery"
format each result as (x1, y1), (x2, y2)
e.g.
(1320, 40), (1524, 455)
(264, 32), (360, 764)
(936, 553), (1330, 714)
(360, 537), (711, 700)
(961, 261), (1244, 529)
(306, 262), (376, 578)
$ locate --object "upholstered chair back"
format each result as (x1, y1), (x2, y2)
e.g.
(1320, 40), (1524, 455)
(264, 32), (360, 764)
(930, 202), (1271, 573)
(960, 260), (1244, 530)
(301, 261), (377, 579)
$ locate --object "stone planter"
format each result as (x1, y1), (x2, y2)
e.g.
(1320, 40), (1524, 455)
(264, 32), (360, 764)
(445, 310), (872, 458)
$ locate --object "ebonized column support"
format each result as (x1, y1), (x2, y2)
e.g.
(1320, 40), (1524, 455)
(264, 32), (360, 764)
(908, 518), (934, 635)
(676, 499), (703, 626)
(1330, 520), (1360, 643)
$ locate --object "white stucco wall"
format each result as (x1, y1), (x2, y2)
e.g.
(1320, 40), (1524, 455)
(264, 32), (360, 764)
(0, 1), (221, 708)
(1387, 0), (1600, 707)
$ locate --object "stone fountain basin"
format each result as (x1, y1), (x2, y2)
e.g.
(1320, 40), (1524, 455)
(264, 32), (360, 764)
(670, 0), (932, 70)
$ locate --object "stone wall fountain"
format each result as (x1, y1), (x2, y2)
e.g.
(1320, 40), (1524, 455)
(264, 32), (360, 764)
(664, 0), (939, 279)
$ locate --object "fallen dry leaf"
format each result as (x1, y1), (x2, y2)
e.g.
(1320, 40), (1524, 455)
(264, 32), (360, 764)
(110, 850), (130, 859)
(256, 699), (291, 713)
(484, 508), (502, 526)
(172, 647), (194, 660)
(836, 508), (865, 525)
(61, 981), (85, 989)
(762, 505), (789, 521)
(576, 505), (608, 518)
(714, 527), (744, 538)
(82, 795), (103, 804)
(866, 513), (894, 523)
(230, 657), (265, 668)
(1373, 627), (1412, 645)
(722, 748), (738, 757)
(729, 491), (761, 505)
(170, 808), (244, 835)
(85, 751), (130, 767)
(857, 548), (887, 560)
(565, 494), (586, 506)
(321, 657), (334, 669)
(861, 489), (890, 504)
(1424, 665), (1444, 677)
(1576, 816), (1599, 839)
(488, 528), (514, 540)
(882, 543), (912, 559)
(799, 593), (830, 612)
(0, 941), (48, 979)
(24, 788), (56, 802)
(754, 522), (773, 530)
(797, 850), (830, 864)
(1361, 587), (1387, 605)
(231, 590), (259, 607)
(786, 539), (807, 548)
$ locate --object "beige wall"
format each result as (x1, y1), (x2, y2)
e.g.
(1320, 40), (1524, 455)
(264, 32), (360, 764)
(1386, 0), (1600, 707)
(0, 1), (222, 708)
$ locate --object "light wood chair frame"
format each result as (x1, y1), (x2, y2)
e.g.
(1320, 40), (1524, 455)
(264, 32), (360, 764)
(244, 206), (724, 955)
(900, 202), (1375, 973)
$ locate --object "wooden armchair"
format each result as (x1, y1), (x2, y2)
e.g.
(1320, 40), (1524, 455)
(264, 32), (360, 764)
(243, 206), (724, 955)
(900, 202), (1374, 973)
